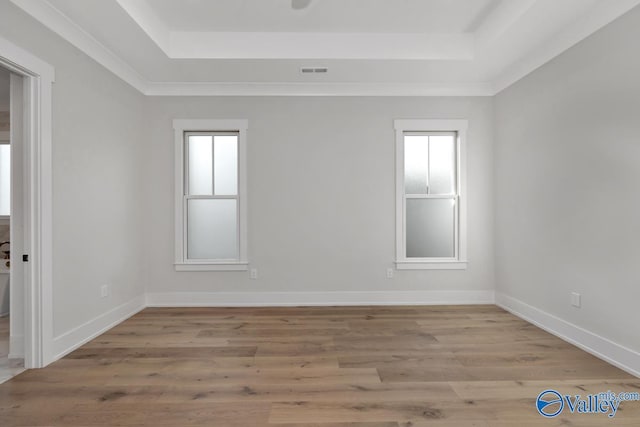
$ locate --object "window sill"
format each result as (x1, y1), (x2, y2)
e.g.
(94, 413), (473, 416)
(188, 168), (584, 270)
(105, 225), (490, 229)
(175, 262), (249, 272)
(395, 261), (467, 270)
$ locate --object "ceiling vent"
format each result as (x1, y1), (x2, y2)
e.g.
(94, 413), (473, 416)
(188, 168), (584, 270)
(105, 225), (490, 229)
(300, 67), (328, 74)
(291, 0), (313, 10)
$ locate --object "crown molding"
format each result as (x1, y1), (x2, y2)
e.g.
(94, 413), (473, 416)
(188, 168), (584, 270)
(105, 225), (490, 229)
(493, 0), (640, 93)
(10, 0), (147, 93)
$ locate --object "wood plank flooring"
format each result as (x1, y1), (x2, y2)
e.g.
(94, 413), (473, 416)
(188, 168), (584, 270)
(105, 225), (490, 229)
(0, 305), (638, 426)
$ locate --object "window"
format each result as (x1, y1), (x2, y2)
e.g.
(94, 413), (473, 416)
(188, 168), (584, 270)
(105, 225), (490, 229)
(173, 120), (248, 271)
(394, 119), (467, 269)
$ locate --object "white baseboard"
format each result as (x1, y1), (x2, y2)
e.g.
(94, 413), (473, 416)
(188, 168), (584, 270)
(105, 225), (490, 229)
(52, 294), (146, 360)
(8, 334), (24, 359)
(496, 292), (640, 378)
(146, 290), (495, 307)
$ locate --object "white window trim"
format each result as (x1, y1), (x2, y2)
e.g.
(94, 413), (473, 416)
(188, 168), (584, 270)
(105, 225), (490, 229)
(394, 119), (468, 270)
(173, 119), (248, 271)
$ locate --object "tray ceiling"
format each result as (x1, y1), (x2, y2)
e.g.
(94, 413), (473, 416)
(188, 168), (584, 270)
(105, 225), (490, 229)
(9, 0), (640, 95)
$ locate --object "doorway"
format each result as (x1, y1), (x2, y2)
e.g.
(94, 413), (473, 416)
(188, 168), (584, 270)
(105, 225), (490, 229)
(0, 66), (26, 382)
(0, 35), (54, 370)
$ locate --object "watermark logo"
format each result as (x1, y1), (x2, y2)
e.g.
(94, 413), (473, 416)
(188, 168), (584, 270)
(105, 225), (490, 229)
(536, 389), (640, 418)
(536, 390), (564, 418)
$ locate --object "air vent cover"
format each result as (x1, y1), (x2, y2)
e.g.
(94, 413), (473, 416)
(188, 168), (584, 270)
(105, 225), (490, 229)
(300, 67), (328, 74)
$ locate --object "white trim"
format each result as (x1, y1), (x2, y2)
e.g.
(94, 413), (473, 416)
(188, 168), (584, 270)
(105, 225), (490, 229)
(8, 335), (24, 359)
(394, 119), (468, 270)
(51, 294), (146, 360)
(174, 262), (248, 272)
(173, 119), (249, 270)
(396, 261), (467, 270)
(9, 0), (146, 93)
(496, 292), (640, 378)
(146, 290), (495, 307)
(0, 34), (55, 368)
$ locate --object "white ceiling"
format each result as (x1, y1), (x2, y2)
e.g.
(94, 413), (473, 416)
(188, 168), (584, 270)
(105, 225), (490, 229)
(9, 0), (640, 96)
(145, 0), (499, 33)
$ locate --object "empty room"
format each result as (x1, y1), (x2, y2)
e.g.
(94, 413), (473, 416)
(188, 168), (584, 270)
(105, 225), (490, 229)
(0, 0), (639, 425)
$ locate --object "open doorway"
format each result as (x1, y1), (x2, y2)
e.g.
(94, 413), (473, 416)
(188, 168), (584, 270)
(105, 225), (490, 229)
(0, 34), (55, 370)
(0, 66), (25, 382)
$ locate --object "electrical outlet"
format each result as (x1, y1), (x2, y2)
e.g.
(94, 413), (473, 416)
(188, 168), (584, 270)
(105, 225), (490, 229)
(100, 284), (109, 298)
(571, 292), (581, 308)
(250, 268), (258, 280)
(386, 268), (394, 279)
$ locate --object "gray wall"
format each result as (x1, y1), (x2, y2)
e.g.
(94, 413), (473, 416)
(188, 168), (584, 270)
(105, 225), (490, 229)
(0, 2), (147, 337)
(144, 96), (495, 295)
(494, 7), (640, 352)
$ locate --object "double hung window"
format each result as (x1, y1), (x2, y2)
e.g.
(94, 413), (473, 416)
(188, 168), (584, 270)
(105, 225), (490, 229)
(394, 120), (467, 269)
(173, 120), (248, 271)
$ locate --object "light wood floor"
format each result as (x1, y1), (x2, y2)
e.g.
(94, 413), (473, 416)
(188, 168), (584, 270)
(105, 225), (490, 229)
(0, 305), (638, 426)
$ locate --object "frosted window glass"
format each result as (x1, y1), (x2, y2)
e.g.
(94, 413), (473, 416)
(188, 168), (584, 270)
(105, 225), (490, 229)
(406, 198), (455, 258)
(188, 135), (213, 195)
(187, 199), (238, 260)
(404, 135), (429, 194)
(214, 135), (238, 196)
(429, 135), (456, 194)
(0, 145), (10, 216)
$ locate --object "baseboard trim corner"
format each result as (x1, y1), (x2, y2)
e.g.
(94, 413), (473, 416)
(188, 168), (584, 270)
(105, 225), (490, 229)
(496, 292), (640, 378)
(51, 294), (146, 361)
(145, 290), (495, 307)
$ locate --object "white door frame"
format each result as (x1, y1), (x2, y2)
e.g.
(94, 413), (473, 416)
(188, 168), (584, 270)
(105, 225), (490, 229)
(0, 35), (54, 368)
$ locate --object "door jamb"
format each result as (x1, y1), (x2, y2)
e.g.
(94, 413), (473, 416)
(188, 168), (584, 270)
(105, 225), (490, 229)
(0, 35), (54, 368)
